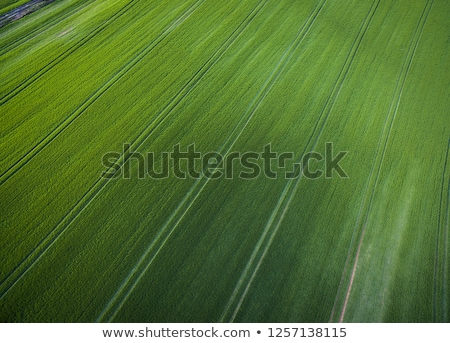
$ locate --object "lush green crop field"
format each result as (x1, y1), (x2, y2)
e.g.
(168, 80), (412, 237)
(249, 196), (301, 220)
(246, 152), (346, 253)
(0, 0), (449, 323)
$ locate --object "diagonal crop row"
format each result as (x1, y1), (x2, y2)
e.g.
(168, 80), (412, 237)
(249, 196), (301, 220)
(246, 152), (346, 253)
(219, 0), (381, 323)
(96, 0), (328, 323)
(330, 0), (434, 323)
(0, 0), (199, 185)
(0, 0), (96, 55)
(0, 0), (207, 299)
(0, 0), (137, 106)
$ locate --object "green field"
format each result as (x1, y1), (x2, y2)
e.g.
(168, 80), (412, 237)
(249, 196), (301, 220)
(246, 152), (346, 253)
(0, 0), (449, 323)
